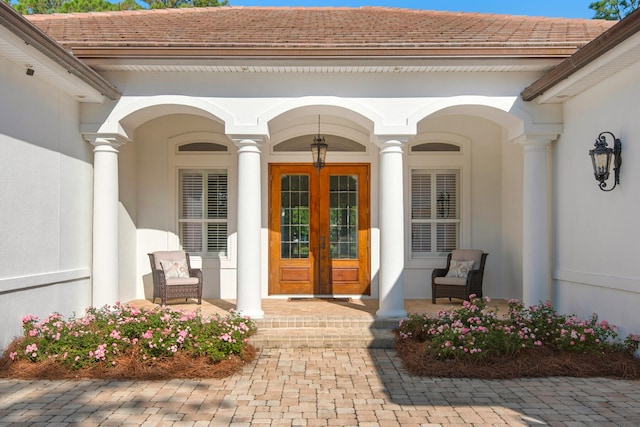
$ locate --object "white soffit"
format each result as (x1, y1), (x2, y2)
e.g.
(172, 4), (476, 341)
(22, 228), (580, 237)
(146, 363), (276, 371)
(90, 64), (556, 73)
(0, 26), (105, 102)
(85, 57), (561, 74)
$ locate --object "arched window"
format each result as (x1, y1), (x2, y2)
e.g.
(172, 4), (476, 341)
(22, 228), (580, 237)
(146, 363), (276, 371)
(178, 142), (228, 152)
(411, 142), (460, 152)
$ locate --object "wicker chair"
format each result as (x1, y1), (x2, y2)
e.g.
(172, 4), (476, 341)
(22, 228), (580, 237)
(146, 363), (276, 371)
(431, 249), (488, 304)
(148, 251), (203, 305)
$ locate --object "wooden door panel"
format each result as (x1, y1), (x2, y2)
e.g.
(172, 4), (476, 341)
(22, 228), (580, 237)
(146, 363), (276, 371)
(269, 163), (369, 295)
(280, 267), (311, 282)
(331, 267), (359, 282)
(268, 165), (317, 294)
(321, 165), (370, 295)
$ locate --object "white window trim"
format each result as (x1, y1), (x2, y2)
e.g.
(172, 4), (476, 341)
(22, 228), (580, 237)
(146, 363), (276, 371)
(178, 169), (229, 257)
(406, 132), (471, 268)
(167, 132), (236, 268)
(410, 169), (461, 257)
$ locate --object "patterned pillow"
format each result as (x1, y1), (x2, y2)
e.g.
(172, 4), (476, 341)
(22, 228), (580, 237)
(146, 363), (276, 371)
(445, 260), (475, 279)
(160, 259), (190, 278)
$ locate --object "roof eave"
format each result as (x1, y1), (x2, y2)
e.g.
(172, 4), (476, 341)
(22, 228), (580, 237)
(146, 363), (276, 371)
(70, 45), (586, 60)
(0, 2), (121, 101)
(522, 8), (640, 102)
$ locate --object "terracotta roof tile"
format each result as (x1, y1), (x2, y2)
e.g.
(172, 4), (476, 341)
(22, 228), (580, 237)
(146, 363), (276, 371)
(25, 7), (616, 57)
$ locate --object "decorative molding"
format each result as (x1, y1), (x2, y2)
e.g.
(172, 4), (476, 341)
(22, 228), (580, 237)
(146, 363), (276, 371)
(554, 269), (640, 294)
(0, 268), (91, 294)
(82, 132), (130, 148)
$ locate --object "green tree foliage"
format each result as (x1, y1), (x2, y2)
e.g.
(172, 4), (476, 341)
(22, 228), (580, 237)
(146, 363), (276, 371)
(11, 0), (227, 14)
(143, 0), (227, 8)
(59, 0), (123, 12)
(589, 0), (640, 20)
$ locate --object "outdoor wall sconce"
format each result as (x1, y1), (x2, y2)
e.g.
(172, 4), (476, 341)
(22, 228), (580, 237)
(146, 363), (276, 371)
(589, 131), (622, 191)
(310, 115), (328, 172)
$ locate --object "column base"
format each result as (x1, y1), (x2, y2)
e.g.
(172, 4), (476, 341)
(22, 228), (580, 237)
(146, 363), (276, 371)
(238, 308), (265, 320)
(375, 309), (407, 319)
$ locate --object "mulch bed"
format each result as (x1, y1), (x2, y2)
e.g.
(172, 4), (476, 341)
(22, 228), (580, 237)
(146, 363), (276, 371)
(4, 339), (640, 380)
(397, 338), (640, 379)
(0, 345), (257, 381)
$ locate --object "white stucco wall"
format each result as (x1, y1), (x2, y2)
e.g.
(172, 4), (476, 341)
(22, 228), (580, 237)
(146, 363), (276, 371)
(124, 108), (524, 302)
(132, 114), (239, 300)
(552, 58), (640, 337)
(0, 57), (92, 351)
(93, 69), (552, 303)
(403, 114), (519, 299)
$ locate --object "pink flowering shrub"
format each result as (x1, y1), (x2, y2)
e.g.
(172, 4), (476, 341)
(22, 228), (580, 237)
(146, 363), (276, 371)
(8, 303), (256, 370)
(397, 296), (640, 361)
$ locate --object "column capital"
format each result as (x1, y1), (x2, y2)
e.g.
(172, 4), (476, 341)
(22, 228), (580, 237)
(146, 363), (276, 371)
(374, 135), (412, 149)
(231, 136), (266, 153)
(230, 135), (266, 144)
(83, 133), (130, 149)
(513, 134), (558, 148)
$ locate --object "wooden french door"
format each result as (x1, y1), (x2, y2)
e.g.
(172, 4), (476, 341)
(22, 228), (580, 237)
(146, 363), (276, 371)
(269, 164), (370, 295)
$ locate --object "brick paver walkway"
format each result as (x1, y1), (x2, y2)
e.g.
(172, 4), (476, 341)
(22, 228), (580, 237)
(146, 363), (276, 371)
(2, 348), (640, 426)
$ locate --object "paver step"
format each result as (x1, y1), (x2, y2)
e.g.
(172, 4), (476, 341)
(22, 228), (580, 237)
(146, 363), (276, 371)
(250, 327), (396, 349)
(254, 316), (401, 330)
(250, 316), (401, 349)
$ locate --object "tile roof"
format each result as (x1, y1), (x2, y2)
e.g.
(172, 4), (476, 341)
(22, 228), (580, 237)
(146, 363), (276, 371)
(25, 7), (616, 58)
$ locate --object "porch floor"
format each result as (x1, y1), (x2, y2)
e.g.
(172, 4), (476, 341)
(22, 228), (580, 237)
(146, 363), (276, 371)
(127, 297), (509, 318)
(127, 298), (510, 349)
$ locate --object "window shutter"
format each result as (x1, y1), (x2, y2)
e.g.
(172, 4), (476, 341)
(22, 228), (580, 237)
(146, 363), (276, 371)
(207, 224), (228, 254)
(180, 223), (202, 254)
(206, 173), (227, 220)
(435, 173), (457, 219)
(179, 170), (228, 257)
(180, 172), (204, 253)
(206, 172), (228, 255)
(411, 173), (431, 220)
(181, 172), (203, 220)
(410, 170), (460, 257)
(435, 173), (458, 252)
(411, 172), (431, 253)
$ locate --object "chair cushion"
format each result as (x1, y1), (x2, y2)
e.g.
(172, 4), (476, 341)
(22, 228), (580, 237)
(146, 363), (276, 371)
(445, 259), (475, 278)
(160, 259), (190, 278)
(434, 277), (467, 286)
(166, 277), (200, 286)
(451, 249), (483, 268)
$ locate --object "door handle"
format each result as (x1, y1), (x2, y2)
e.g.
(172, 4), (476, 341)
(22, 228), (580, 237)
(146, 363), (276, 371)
(320, 235), (326, 250)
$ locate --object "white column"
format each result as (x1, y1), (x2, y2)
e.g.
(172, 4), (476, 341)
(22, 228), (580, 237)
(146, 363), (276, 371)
(90, 138), (123, 307)
(234, 139), (265, 319)
(376, 139), (407, 318)
(520, 137), (554, 307)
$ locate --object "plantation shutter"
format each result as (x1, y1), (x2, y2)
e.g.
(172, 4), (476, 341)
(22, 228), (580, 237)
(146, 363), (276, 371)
(411, 173), (432, 253)
(411, 170), (460, 257)
(179, 170), (228, 256)
(180, 172), (204, 253)
(435, 173), (458, 253)
(206, 172), (228, 254)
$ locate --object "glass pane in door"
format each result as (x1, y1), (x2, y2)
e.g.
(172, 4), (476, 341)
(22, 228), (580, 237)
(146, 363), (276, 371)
(329, 175), (358, 259)
(280, 175), (310, 258)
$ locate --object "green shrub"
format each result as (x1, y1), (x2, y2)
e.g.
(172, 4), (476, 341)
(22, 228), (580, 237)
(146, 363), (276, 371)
(397, 296), (638, 361)
(7, 303), (256, 370)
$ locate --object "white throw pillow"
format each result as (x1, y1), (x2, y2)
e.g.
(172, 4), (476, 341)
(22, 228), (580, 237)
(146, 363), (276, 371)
(160, 259), (190, 278)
